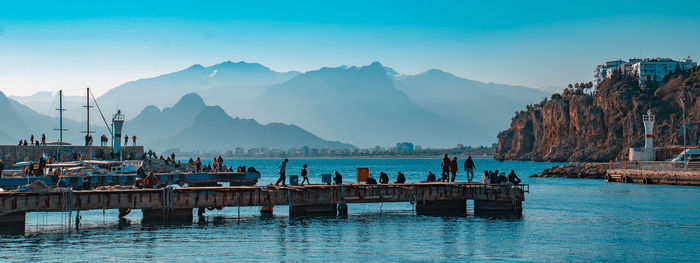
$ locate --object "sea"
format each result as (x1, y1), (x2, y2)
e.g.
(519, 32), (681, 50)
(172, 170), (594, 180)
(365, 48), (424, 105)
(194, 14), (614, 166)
(1, 158), (698, 262)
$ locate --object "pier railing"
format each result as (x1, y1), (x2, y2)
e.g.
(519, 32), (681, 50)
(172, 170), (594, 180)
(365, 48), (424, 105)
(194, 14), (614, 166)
(608, 161), (700, 171)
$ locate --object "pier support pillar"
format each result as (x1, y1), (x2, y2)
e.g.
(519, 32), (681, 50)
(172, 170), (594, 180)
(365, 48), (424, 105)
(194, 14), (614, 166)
(260, 206), (274, 215)
(289, 204), (337, 217)
(415, 199), (466, 216)
(141, 208), (193, 224)
(0, 212), (26, 235)
(474, 199), (522, 216)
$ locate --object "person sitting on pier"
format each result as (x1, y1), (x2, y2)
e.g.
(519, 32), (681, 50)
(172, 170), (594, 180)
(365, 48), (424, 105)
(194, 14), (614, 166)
(490, 170), (501, 183)
(508, 170), (521, 185)
(0, 160), (4, 178)
(137, 166), (146, 178)
(499, 172), (507, 184)
(366, 175), (378, 185)
(300, 164), (310, 185)
(482, 170), (491, 184)
(135, 178), (144, 188)
(275, 159), (288, 186)
(24, 140), (28, 146)
(395, 171), (406, 184)
(188, 158), (194, 165)
(333, 171), (343, 185)
(426, 171), (437, 182)
(81, 176), (91, 190)
(379, 172), (389, 184)
(144, 172), (158, 188)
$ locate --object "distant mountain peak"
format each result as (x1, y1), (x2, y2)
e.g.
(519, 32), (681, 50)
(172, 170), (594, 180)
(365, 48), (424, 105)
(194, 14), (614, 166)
(173, 93), (206, 110)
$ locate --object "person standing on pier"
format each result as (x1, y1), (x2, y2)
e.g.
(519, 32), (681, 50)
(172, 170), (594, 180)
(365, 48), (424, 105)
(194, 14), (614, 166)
(464, 156), (475, 182)
(132, 135), (137, 146)
(440, 154), (451, 182)
(41, 134), (46, 146)
(195, 157), (202, 172)
(275, 159), (288, 186)
(30, 134), (35, 145)
(450, 157), (458, 182)
(0, 160), (4, 178)
(217, 155), (223, 171)
(124, 134), (129, 146)
(300, 164), (309, 185)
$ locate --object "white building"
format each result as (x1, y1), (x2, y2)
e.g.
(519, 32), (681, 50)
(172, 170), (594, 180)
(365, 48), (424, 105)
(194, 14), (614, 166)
(594, 57), (696, 86)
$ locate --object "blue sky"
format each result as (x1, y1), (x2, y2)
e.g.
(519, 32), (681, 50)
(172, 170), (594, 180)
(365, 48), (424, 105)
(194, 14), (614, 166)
(1, 0), (699, 96)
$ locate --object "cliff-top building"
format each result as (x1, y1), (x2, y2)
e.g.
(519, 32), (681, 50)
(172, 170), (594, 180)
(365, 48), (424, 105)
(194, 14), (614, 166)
(594, 57), (696, 86)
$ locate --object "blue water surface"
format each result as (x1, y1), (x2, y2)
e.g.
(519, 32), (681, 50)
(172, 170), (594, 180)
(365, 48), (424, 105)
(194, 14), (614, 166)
(1, 159), (699, 262)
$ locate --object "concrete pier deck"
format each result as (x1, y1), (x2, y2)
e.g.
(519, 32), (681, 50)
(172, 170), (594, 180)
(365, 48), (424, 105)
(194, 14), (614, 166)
(0, 182), (526, 234)
(606, 161), (700, 185)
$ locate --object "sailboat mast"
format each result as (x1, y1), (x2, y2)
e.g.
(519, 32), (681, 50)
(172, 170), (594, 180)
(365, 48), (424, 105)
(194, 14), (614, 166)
(54, 90), (68, 161)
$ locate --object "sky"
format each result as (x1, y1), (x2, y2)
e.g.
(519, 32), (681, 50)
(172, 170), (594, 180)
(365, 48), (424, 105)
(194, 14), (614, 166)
(1, 0), (699, 96)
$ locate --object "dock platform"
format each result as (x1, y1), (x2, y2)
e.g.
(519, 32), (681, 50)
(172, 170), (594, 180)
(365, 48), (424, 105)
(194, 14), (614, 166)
(0, 182), (526, 234)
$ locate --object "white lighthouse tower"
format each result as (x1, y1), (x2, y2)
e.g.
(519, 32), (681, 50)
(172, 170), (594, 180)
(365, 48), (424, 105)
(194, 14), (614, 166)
(629, 110), (656, 161)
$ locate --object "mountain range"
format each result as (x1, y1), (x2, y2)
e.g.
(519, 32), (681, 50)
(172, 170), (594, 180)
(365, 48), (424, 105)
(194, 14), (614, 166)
(125, 93), (352, 151)
(5, 60), (548, 149)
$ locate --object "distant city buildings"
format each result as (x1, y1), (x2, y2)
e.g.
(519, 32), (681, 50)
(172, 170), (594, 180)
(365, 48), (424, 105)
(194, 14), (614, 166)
(594, 57), (696, 86)
(395, 142), (414, 153)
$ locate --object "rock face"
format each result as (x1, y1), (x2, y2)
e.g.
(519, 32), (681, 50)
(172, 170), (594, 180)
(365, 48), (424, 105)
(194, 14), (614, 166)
(496, 67), (700, 162)
(531, 163), (607, 179)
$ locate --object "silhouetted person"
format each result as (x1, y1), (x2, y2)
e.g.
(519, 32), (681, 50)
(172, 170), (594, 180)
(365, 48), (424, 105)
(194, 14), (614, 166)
(172, 152), (177, 162)
(508, 170), (521, 185)
(333, 171), (343, 185)
(379, 172), (389, 184)
(426, 171), (436, 182)
(440, 154), (450, 182)
(124, 135), (129, 146)
(450, 157), (458, 182)
(482, 170), (491, 184)
(217, 155), (223, 170)
(300, 164), (310, 185)
(275, 159), (288, 186)
(41, 134), (46, 146)
(0, 160), (4, 178)
(30, 134), (34, 145)
(101, 135), (108, 146)
(366, 176), (377, 184)
(132, 135), (137, 146)
(395, 171), (406, 184)
(144, 172), (158, 188)
(464, 156), (475, 182)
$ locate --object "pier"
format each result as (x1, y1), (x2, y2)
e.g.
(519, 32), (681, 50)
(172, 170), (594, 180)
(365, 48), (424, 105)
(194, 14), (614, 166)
(606, 161), (700, 185)
(0, 182), (526, 234)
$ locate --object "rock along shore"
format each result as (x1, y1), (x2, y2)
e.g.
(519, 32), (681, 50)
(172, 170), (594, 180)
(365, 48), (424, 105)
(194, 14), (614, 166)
(531, 163), (607, 179)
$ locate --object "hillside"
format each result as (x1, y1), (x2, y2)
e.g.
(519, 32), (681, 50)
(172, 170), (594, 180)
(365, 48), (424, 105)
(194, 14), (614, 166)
(393, 69), (546, 144)
(127, 93), (354, 152)
(257, 62), (469, 147)
(496, 67), (700, 162)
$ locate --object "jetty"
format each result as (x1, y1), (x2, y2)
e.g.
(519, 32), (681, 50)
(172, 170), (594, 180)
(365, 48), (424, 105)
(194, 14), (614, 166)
(606, 161), (700, 185)
(0, 182), (527, 234)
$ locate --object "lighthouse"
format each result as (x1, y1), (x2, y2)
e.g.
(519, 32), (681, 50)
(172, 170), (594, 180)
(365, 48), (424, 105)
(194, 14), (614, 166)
(643, 110), (655, 149)
(629, 110), (656, 161)
(111, 110), (125, 160)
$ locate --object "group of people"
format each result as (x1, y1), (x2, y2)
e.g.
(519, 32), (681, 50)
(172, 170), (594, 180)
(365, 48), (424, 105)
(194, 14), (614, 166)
(481, 170), (521, 185)
(18, 134), (47, 146)
(123, 134), (137, 146)
(274, 158), (408, 186)
(439, 154), (476, 182)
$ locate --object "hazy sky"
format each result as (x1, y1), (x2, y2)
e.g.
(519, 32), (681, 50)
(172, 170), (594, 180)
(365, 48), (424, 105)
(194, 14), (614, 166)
(1, 0), (699, 96)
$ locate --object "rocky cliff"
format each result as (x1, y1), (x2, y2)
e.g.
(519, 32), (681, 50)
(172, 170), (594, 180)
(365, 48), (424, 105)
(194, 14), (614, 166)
(496, 67), (700, 162)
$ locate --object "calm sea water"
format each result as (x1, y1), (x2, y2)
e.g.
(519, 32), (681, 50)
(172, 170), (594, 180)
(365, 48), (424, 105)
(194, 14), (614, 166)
(2, 158), (699, 262)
